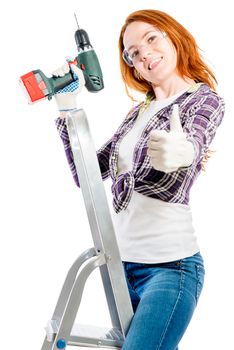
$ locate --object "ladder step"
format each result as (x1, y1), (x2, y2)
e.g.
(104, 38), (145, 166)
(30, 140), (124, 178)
(68, 323), (124, 348)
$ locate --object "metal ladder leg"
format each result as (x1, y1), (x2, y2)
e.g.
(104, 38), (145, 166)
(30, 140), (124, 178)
(41, 247), (96, 349)
(42, 109), (133, 349)
(42, 252), (108, 350)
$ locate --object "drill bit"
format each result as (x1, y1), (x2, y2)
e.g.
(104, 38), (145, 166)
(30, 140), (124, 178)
(74, 13), (80, 29)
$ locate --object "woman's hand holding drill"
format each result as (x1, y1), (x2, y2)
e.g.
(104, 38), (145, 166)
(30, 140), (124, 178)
(52, 58), (85, 115)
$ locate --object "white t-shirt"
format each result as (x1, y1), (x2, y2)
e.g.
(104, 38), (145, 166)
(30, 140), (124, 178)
(112, 92), (200, 263)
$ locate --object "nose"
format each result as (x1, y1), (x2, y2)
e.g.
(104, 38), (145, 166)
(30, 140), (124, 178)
(139, 45), (153, 61)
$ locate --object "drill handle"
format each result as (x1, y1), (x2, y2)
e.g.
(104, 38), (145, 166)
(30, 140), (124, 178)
(51, 71), (74, 93)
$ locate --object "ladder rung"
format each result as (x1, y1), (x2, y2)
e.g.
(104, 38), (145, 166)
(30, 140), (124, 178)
(69, 323), (124, 348)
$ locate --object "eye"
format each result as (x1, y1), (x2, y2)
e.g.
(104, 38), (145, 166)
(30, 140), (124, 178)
(148, 35), (158, 44)
(130, 49), (140, 59)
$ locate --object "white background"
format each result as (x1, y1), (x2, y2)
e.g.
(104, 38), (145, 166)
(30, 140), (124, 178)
(1, 0), (233, 349)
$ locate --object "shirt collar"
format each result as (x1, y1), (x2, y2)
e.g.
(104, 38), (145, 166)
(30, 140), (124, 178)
(128, 83), (208, 121)
(187, 82), (204, 93)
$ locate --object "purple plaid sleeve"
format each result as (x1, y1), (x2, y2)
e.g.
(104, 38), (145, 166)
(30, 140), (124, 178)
(55, 117), (113, 186)
(183, 90), (225, 165)
(96, 140), (113, 179)
(55, 117), (80, 186)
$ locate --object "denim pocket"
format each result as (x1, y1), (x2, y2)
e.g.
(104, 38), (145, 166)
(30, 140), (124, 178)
(195, 264), (205, 303)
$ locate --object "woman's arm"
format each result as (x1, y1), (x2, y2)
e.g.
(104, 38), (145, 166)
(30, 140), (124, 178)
(183, 91), (225, 166)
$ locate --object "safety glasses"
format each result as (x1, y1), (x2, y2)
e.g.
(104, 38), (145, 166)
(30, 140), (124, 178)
(122, 30), (166, 67)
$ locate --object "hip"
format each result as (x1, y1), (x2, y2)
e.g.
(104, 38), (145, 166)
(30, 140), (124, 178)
(123, 252), (205, 306)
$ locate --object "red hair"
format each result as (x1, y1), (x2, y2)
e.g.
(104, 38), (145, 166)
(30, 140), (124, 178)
(119, 9), (217, 100)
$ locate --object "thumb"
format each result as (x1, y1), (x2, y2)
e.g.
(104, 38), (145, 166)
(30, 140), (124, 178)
(70, 64), (86, 87)
(65, 56), (85, 85)
(169, 104), (183, 133)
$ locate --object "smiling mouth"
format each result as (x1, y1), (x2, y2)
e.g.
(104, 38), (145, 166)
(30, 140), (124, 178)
(148, 57), (163, 70)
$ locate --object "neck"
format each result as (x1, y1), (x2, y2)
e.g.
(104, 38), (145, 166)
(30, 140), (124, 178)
(152, 75), (195, 101)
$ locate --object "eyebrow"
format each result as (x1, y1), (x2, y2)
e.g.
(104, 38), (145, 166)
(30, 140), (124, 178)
(126, 29), (158, 52)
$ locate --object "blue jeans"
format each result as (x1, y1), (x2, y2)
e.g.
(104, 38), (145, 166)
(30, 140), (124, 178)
(122, 252), (205, 350)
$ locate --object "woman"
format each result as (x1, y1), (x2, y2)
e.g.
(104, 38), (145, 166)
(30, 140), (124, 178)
(53, 9), (225, 350)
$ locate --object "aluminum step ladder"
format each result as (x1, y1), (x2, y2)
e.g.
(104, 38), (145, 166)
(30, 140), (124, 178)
(41, 109), (134, 350)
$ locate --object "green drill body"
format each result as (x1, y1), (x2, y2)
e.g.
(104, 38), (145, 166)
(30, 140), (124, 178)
(20, 15), (104, 104)
(34, 49), (103, 101)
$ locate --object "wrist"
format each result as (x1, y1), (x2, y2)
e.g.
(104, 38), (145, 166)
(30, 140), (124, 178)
(59, 111), (69, 119)
(59, 109), (77, 119)
(55, 93), (77, 112)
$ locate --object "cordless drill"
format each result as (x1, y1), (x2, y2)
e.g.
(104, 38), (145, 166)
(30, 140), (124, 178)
(19, 14), (104, 104)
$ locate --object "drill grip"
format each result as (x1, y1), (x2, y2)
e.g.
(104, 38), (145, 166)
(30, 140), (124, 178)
(50, 71), (74, 93)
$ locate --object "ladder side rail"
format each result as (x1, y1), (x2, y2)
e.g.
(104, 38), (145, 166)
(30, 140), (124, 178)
(66, 111), (122, 332)
(66, 109), (133, 335)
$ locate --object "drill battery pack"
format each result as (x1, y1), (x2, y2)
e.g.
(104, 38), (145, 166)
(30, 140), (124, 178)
(19, 70), (51, 104)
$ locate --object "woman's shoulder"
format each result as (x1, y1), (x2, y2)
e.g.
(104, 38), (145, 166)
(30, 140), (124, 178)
(181, 83), (225, 112)
(193, 83), (224, 104)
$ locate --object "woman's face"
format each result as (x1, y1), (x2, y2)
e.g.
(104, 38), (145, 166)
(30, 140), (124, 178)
(123, 21), (178, 86)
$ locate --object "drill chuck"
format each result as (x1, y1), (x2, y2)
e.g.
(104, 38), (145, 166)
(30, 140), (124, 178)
(75, 29), (92, 52)
(74, 23), (104, 92)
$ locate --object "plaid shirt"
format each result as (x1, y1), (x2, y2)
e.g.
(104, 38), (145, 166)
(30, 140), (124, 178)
(55, 83), (225, 213)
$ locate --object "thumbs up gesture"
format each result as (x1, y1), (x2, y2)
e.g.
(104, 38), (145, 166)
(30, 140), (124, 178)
(147, 104), (195, 173)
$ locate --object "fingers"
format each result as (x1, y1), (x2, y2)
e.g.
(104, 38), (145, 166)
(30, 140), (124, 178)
(147, 131), (168, 159)
(52, 62), (70, 77)
(147, 129), (167, 150)
(51, 57), (80, 78)
(147, 148), (162, 158)
(51, 59), (85, 92)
